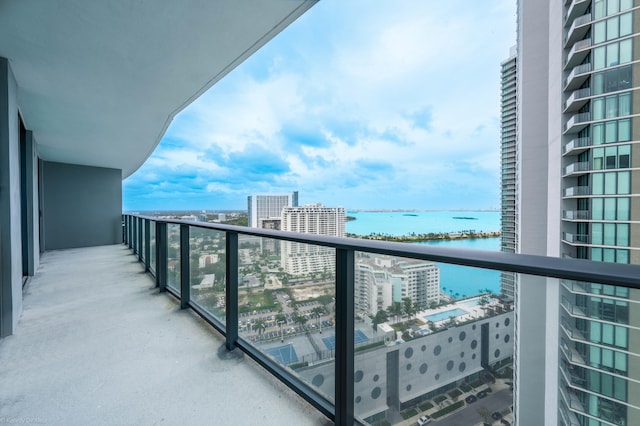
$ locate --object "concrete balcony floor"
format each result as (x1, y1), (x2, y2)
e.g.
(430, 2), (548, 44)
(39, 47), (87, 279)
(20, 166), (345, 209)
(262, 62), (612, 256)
(0, 245), (329, 426)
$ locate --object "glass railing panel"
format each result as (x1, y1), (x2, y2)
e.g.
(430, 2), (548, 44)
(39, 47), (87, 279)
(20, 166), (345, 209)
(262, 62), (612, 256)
(167, 223), (181, 294)
(353, 252), (514, 426)
(188, 226), (226, 324)
(149, 220), (156, 273)
(237, 235), (336, 403)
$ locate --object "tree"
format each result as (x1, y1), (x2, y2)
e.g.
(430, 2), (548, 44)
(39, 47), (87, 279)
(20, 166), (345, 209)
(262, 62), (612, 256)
(275, 311), (286, 342)
(387, 302), (403, 323)
(311, 306), (325, 333)
(293, 312), (308, 331)
(403, 297), (416, 321)
(478, 296), (490, 316)
(369, 310), (389, 332)
(253, 319), (266, 336)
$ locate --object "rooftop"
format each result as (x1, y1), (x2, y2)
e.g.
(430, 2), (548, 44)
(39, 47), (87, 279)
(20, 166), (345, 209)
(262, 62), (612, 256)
(0, 244), (329, 425)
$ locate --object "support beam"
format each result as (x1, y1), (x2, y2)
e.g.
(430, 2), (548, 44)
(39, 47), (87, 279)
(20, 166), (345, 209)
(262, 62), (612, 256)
(225, 232), (238, 351)
(335, 248), (355, 425)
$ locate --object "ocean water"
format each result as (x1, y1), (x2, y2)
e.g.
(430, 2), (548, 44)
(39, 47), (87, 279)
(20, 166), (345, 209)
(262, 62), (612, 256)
(346, 210), (499, 236)
(347, 211), (502, 297)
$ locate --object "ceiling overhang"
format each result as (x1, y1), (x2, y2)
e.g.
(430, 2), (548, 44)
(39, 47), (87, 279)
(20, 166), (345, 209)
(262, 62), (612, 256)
(0, 0), (317, 178)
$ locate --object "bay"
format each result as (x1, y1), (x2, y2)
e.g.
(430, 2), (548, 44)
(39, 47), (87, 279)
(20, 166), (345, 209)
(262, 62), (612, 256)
(347, 211), (502, 298)
(346, 210), (499, 236)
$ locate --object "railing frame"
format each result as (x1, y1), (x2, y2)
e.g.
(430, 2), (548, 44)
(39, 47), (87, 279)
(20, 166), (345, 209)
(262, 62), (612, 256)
(180, 224), (190, 309)
(122, 214), (640, 426)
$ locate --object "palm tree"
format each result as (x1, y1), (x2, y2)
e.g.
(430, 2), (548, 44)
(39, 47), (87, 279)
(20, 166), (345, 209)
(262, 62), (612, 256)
(293, 312), (308, 331)
(311, 306), (325, 333)
(387, 302), (403, 323)
(253, 319), (266, 336)
(275, 311), (286, 342)
(403, 297), (416, 321)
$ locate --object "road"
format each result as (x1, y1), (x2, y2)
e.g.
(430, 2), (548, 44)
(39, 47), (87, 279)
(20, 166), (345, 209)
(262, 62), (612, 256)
(433, 388), (512, 425)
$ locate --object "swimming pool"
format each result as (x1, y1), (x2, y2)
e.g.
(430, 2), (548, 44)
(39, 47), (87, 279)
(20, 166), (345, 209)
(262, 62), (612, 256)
(458, 298), (481, 308)
(424, 308), (467, 322)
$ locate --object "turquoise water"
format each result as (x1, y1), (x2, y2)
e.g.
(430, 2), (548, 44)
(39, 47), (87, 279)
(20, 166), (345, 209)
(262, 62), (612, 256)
(347, 211), (502, 297)
(346, 210), (499, 236)
(424, 308), (467, 322)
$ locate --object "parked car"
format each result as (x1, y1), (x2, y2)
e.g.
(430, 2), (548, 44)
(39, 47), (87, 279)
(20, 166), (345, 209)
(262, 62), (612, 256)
(465, 395), (477, 403)
(416, 415), (431, 425)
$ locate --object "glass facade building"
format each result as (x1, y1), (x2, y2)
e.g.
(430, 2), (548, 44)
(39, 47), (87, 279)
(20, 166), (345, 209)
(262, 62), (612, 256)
(518, 0), (640, 424)
(560, 1), (640, 424)
(501, 49), (518, 300)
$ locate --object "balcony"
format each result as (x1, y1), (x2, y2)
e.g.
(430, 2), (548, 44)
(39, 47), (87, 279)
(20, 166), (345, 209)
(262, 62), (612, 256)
(3, 215), (639, 426)
(563, 87), (591, 113)
(565, 0), (591, 27)
(564, 62), (592, 91)
(563, 112), (591, 134)
(565, 13), (592, 47)
(563, 161), (591, 176)
(562, 232), (591, 245)
(565, 38), (592, 70)
(0, 245), (325, 426)
(562, 210), (590, 220)
(563, 137), (592, 155)
(563, 186), (591, 197)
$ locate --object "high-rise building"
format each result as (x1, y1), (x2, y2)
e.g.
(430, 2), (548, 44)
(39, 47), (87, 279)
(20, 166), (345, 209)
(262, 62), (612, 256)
(280, 203), (345, 275)
(500, 46), (518, 300)
(247, 191), (299, 228)
(354, 254), (440, 318)
(517, 1), (640, 425)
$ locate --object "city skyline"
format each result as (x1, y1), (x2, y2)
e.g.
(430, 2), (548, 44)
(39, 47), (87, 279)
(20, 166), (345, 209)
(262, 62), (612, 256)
(122, 0), (517, 212)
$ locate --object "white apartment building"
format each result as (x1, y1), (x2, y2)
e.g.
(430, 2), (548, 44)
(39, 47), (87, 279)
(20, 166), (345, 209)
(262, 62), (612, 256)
(355, 255), (440, 318)
(247, 191), (298, 228)
(280, 203), (345, 275)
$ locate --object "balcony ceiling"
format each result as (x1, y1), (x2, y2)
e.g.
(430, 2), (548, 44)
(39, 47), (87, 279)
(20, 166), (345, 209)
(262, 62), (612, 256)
(0, 0), (316, 178)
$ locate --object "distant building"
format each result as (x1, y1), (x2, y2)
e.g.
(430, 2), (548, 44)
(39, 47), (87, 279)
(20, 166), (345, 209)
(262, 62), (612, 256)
(247, 191), (298, 228)
(218, 213), (226, 222)
(500, 47), (517, 300)
(198, 254), (219, 268)
(355, 254), (440, 317)
(355, 262), (393, 317)
(299, 309), (514, 421)
(180, 215), (197, 221)
(280, 203), (345, 275)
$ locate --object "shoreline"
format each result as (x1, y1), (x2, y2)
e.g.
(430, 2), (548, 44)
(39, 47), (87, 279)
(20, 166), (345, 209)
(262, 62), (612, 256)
(346, 230), (501, 243)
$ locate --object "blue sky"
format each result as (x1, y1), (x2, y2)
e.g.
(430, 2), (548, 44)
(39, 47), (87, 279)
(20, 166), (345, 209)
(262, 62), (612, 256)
(123, 0), (517, 212)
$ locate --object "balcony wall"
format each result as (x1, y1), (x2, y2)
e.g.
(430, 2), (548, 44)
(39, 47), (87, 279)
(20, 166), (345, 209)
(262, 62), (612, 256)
(42, 161), (122, 250)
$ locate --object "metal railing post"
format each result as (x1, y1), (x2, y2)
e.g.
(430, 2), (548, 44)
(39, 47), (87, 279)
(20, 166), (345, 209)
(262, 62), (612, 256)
(137, 217), (143, 261)
(225, 232), (238, 350)
(123, 215), (128, 245)
(157, 222), (167, 292)
(144, 219), (151, 272)
(180, 224), (190, 309)
(132, 216), (137, 253)
(335, 248), (355, 426)
(128, 216), (132, 249)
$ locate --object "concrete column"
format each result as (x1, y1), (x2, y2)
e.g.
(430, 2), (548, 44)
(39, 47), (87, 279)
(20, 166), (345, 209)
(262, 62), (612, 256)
(0, 57), (23, 337)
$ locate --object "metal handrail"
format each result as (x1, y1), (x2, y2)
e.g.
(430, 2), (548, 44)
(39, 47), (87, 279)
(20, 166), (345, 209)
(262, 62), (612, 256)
(130, 214), (640, 289)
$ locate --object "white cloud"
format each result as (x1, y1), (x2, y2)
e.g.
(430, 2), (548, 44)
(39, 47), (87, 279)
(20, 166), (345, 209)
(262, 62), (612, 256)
(124, 0), (516, 211)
